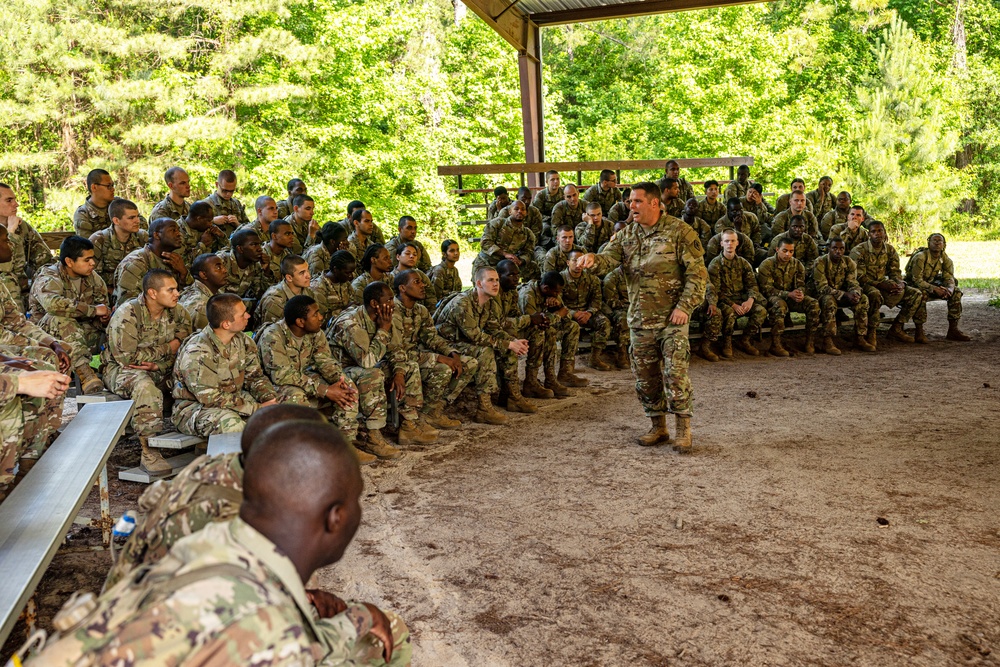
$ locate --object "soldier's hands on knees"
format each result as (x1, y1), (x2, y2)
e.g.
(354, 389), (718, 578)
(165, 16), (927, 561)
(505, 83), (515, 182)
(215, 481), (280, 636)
(529, 312), (549, 329)
(847, 292), (860, 305)
(706, 304), (718, 318)
(575, 311), (591, 325)
(17, 370), (71, 399)
(126, 361), (159, 371)
(391, 371), (406, 398)
(788, 289), (804, 302)
(362, 603), (395, 663)
(439, 354), (462, 375)
(669, 308), (689, 325)
(508, 338), (530, 356)
(50, 343), (72, 374)
(326, 382), (357, 410)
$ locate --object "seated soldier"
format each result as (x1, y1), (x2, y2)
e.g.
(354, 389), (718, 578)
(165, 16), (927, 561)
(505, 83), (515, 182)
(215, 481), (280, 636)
(768, 215), (819, 268)
(583, 169), (622, 216)
(680, 197), (714, 249)
(262, 218), (295, 285)
(774, 177), (814, 215)
(715, 197), (766, 266)
(705, 226), (754, 266)
(486, 186), (511, 221)
(693, 282), (722, 362)
(149, 166), (190, 222)
(543, 225), (585, 274)
(304, 222), (349, 278)
(520, 270), (587, 392)
(828, 204), (869, 254)
(390, 270), (485, 428)
(491, 261), (545, 409)
(91, 198), (148, 302)
(276, 177), (307, 219)
(204, 169), (250, 237)
(29, 235), (110, 394)
(472, 199), (537, 279)
(598, 220), (629, 254)
(697, 180), (726, 226)
(850, 220), (923, 346)
(283, 194), (319, 255)
(176, 200), (226, 266)
(114, 217), (192, 305)
(665, 159), (696, 201)
(496, 187), (544, 254)
(806, 176), (835, 222)
(385, 216), (431, 272)
(217, 228), (268, 302)
(179, 253), (228, 330)
(312, 249), (360, 326)
(723, 164), (752, 202)
(771, 190), (819, 238)
(73, 168), (116, 237)
(531, 169), (564, 226)
(337, 199), (366, 236)
(34, 420), (412, 667)
(240, 194), (279, 243)
(657, 177), (685, 217)
(346, 207), (377, 265)
(757, 236), (820, 357)
(258, 296), (362, 444)
(254, 254), (315, 334)
(906, 232), (971, 342)
(608, 198), (631, 224)
(575, 201), (613, 253)
(428, 239), (463, 304)
(811, 237), (874, 355)
(601, 265), (630, 369)
(173, 293), (279, 436)
(741, 183), (774, 242)
(327, 283), (405, 459)
(706, 229), (766, 358)
(0, 364), (69, 503)
(562, 250), (613, 371)
(550, 184), (585, 232)
(0, 183), (52, 311)
(434, 266), (528, 421)
(392, 243), (438, 306)
(102, 269), (194, 475)
(352, 243), (394, 294)
(820, 191), (853, 239)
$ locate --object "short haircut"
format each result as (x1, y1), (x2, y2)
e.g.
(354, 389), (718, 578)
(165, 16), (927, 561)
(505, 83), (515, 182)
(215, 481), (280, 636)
(790, 177), (805, 187)
(665, 159), (679, 169)
(269, 218), (291, 236)
(556, 225), (574, 236)
(398, 215), (415, 229)
(350, 208), (368, 224)
(726, 197), (741, 208)
(539, 271), (565, 289)
(820, 176), (833, 184)
(516, 186), (531, 198)
(778, 237), (797, 249)
(474, 266), (497, 282)
(231, 228), (259, 248)
(828, 236), (845, 246)
(493, 186), (508, 197)
(206, 292), (242, 328)
(0, 182), (11, 192)
(321, 222), (347, 243)
(346, 200), (365, 216)
(790, 190), (805, 199)
(394, 242), (418, 257)
(545, 170), (559, 179)
(287, 178), (305, 193)
(585, 201), (602, 213)
(749, 183), (763, 194)
(360, 243), (386, 273)
(59, 235), (94, 264)
(599, 169), (615, 182)
(441, 239), (458, 256)
(284, 294), (316, 327)
(329, 249), (356, 272)
(149, 217), (175, 238)
(240, 405), (325, 456)
(720, 227), (738, 238)
(109, 198), (138, 221)
(189, 200), (213, 219)
(738, 164), (749, 171)
(789, 214), (805, 227)
(704, 180), (720, 191)
(362, 280), (391, 305)
(280, 254), (306, 277)
(86, 169), (110, 190)
(850, 205), (866, 215)
(393, 269), (418, 295)
(928, 232), (945, 243)
(838, 191), (851, 199)
(663, 177), (678, 189)
(255, 195), (275, 211)
(164, 167), (186, 185)
(631, 181), (661, 203)
(142, 268), (175, 294)
(292, 194), (313, 208)
(218, 169), (237, 183)
(191, 252), (217, 278)
(868, 220), (885, 232)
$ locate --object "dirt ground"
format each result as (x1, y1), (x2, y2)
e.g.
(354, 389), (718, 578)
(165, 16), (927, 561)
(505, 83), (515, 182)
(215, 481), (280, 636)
(4, 296), (998, 666)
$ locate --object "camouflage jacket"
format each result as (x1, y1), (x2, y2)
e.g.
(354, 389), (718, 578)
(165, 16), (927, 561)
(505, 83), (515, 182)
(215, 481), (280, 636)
(757, 256), (807, 299)
(677, 178), (696, 203)
(254, 282), (315, 334)
(178, 280), (214, 330)
(531, 187), (564, 220)
(706, 254), (761, 306)
(90, 227), (148, 294)
(427, 262), (462, 302)
(850, 241), (903, 287)
(771, 209), (820, 239)
(205, 192), (250, 236)
(767, 232), (819, 267)
(389, 297), (455, 371)
(217, 249), (269, 301)
(276, 197), (294, 220)
(390, 267), (438, 306)
(806, 189), (834, 221)
(543, 244), (585, 274)
(328, 305), (391, 369)
(303, 243), (331, 278)
(575, 220), (613, 253)
(177, 219), (227, 267)
(350, 271), (392, 297)
(385, 236), (431, 272)
(0, 281), (57, 349)
(237, 218), (271, 244)
(811, 254), (862, 298)
(345, 232), (372, 266)
(602, 266), (628, 317)
(5, 219), (52, 283)
(476, 218), (536, 268)
(173, 326), (277, 415)
(72, 197), (111, 237)
(435, 288), (511, 349)
(311, 273), (358, 325)
(518, 279), (567, 327)
(740, 198), (773, 228)
(550, 199), (585, 231)
(681, 216), (714, 250)
(583, 183), (622, 216)
(696, 199), (726, 226)
(282, 213), (316, 256)
(827, 223), (869, 254)
(496, 286), (530, 337)
(608, 201), (630, 224)
(261, 243), (289, 285)
(0, 371), (19, 402)
(591, 213), (707, 328)
(29, 263), (108, 321)
(705, 230), (755, 266)
(100, 295), (192, 374)
(560, 269), (603, 316)
(775, 192), (815, 215)
(820, 209), (848, 239)
(906, 249), (956, 292)
(259, 320), (344, 397)
(149, 195), (189, 223)
(723, 180), (749, 202)
(497, 204), (543, 241)
(114, 246), (192, 306)
(663, 198), (685, 218)
(713, 212), (762, 248)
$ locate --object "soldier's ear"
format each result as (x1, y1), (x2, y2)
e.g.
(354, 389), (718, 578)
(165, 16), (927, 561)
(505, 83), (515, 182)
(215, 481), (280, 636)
(325, 500), (344, 534)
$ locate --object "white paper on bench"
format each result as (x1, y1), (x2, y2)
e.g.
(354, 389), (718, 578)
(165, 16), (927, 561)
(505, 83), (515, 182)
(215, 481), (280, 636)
(207, 432), (242, 457)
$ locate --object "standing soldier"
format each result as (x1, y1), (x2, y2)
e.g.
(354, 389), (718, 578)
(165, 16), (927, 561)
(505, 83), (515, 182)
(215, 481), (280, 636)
(90, 198), (148, 302)
(561, 250), (613, 371)
(102, 270), (193, 474)
(583, 169), (622, 216)
(905, 232), (971, 343)
(578, 182), (708, 452)
(812, 237), (874, 354)
(178, 253), (228, 330)
(312, 250), (360, 325)
(204, 170), (250, 237)
(283, 194), (319, 255)
(756, 237), (821, 357)
(149, 167), (191, 222)
(706, 229), (766, 359)
(114, 218), (193, 305)
(276, 178), (306, 219)
(850, 220), (923, 346)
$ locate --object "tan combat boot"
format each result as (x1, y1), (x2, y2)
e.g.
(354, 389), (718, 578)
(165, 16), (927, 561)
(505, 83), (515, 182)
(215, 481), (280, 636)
(557, 361), (589, 387)
(638, 416), (670, 447)
(505, 381), (537, 414)
(76, 364), (104, 395)
(522, 371), (555, 399)
(544, 367), (572, 398)
(398, 418), (438, 446)
(769, 331), (790, 357)
(140, 437), (172, 476)
(349, 442), (378, 466)
(913, 324), (930, 344)
(866, 326), (878, 349)
(888, 319), (914, 343)
(946, 320), (971, 342)
(363, 429), (403, 459)
(614, 345), (629, 369)
(474, 393), (508, 425)
(588, 349), (612, 371)
(698, 338), (719, 362)
(735, 333), (760, 356)
(421, 403), (461, 429)
(719, 336), (733, 359)
(823, 336), (842, 355)
(673, 415), (692, 454)
(856, 332), (876, 352)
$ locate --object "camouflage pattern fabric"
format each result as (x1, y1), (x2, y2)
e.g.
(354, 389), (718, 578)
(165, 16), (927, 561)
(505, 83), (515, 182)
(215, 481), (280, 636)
(282, 213), (315, 256)
(713, 212), (762, 249)
(608, 201), (630, 224)
(345, 232), (373, 266)
(261, 244), (289, 285)
(550, 199), (585, 231)
(427, 262), (462, 305)
(560, 269), (611, 351)
(542, 244), (585, 274)
(582, 183), (622, 216)
(217, 249), (269, 302)
(827, 222), (868, 254)
(519, 280), (580, 371)
(177, 280), (214, 330)
(774, 192), (815, 215)
(683, 216), (714, 251)
(312, 273), (359, 326)
(4, 220), (52, 300)
(767, 231), (819, 268)
(0, 350), (62, 484)
(723, 180), (748, 202)
(704, 230), (755, 266)
(328, 306), (390, 430)
(472, 217), (537, 277)
(811, 253), (869, 336)
(629, 325), (692, 416)
(254, 282), (315, 335)
(771, 209), (820, 238)
(351, 271), (393, 297)
(851, 240), (922, 327)
(497, 203), (544, 241)
(303, 243), (331, 278)
(385, 236), (432, 272)
(820, 209), (848, 239)
(29, 263), (108, 369)
(575, 220), (613, 254)
(177, 219), (227, 266)
(90, 227), (148, 298)
(906, 248), (962, 323)
(434, 290), (509, 394)
(806, 189), (834, 221)
(756, 255), (820, 333)
(696, 199), (726, 227)
(72, 197), (111, 237)
(706, 254), (767, 336)
(149, 195), (189, 223)
(602, 266), (631, 350)
(531, 187), (564, 222)
(205, 192), (250, 237)
(114, 246), (192, 306)
(0, 281), (58, 349)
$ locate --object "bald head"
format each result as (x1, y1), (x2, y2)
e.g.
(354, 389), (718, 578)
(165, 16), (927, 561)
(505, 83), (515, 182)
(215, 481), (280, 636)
(240, 404), (326, 456)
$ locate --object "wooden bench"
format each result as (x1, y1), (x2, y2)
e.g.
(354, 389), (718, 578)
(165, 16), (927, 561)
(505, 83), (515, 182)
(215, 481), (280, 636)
(0, 400), (134, 647)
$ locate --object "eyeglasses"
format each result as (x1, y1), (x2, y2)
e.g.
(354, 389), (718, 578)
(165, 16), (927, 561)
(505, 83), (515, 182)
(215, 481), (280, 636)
(95, 181), (115, 190)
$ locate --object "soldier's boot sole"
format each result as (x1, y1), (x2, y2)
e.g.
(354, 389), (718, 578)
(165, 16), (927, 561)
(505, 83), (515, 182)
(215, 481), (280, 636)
(823, 337), (842, 355)
(672, 415), (692, 454)
(735, 336), (760, 356)
(350, 443), (379, 466)
(506, 397), (537, 414)
(588, 351), (613, 371)
(888, 323), (915, 343)
(699, 340), (720, 362)
(522, 379), (555, 399)
(946, 322), (971, 341)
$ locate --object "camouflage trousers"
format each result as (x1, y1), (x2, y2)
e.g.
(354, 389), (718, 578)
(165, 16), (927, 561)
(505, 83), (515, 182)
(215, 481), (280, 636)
(578, 312), (611, 351)
(766, 295), (820, 334)
(0, 271), (26, 313)
(415, 350), (480, 405)
(913, 288), (962, 324)
(104, 365), (172, 438)
(450, 342), (502, 394)
(173, 395), (257, 436)
(819, 293), (869, 337)
(342, 366), (387, 430)
(526, 318), (580, 373)
(694, 302), (721, 341)
(275, 376), (360, 440)
(608, 310), (631, 349)
(351, 610), (412, 667)
(0, 347), (63, 483)
(862, 284), (921, 327)
(718, 301), (767, 337)
(37, 314), (102, 370)
(629, 324), (693, 417)
(384, 358), (429, 422)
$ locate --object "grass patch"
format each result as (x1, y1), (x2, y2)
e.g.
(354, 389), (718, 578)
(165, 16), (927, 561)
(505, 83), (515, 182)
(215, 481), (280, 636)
(990, 295), (1000, 309)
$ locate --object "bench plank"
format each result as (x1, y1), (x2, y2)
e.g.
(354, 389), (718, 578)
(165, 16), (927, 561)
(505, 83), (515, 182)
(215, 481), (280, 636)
(0, 400), (134, 646)
(206, 432), (242, 457)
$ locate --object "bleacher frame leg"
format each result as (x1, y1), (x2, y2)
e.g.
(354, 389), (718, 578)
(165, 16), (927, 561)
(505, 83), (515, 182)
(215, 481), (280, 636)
(99, 466), (111, 549)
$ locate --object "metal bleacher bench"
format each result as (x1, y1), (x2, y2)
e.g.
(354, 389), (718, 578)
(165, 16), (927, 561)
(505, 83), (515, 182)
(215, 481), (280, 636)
(0, 400), (134, 647)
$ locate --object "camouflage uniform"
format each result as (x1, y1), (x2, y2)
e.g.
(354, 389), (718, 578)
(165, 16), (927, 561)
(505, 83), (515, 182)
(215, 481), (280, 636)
(706, 254), (767, 336)
(694, 283), (723, 342)
(756, 255), (820, 334)
(258, 320), (359, 437)
(608, 201), (630, 224)
(276, 197), (294, 219)
(217, 248), (268, 301)
(497, 285), (544, 382)
(543, 244), (586, 274)
(663, 198), (685, 218)
(427, 262), (462, 305)
(806, 189), (835, 221)
(385, 236), (432, 273)
(828, 223), (869, 254)
(906, 248), (962, 324)
(723, 180), (749, 202)
(575, 220), (613, 253)
(676, 178), (696, 203)
(327, 306), (389, 432)
(550, 199), (585, 231)
(775, 192), (815, 215)
(303, 243), (331, 278)
(149, 195), (189, 223)
(172, 327), (278, 436)
(820, 209), (848, 239)
(682, 216), (714, 250)
(103, 452), (244, 590)
(351, 271), (392, 297)
(2, 219), (52, 304)
(713, 212), (762, 249)
(177, 280), (214, 330)
(472, 217), (537, 278)
(590, 213), (707, 417)
(33, 517), (411, 667)
(497, 203), (544, 242)
(345, 231), (373, 266)
(204, 192), (251, 237)
(531, 187), (564, 223)
(767, 231), (819, 268)
(740, 197), (774, 233)
(102, 295), (194, 437)
(850, 241), (922, 328)
(434, 289), (507, 394)
(0, 358), (62, 487)
(696, 199), (726, 226)
(237, 218), (271, 244)
(602, 266), (630, 351)
(261, 243), (289, 285)
(771, 209), (820, 239)
(90, 227), (148, 301)
(705, 230), (755, 265)
(29, 263), (108, 371)
(177, 219), (227, 266)
(253, 282), (315, 334)
(72, 197), (111, 237)
(519, 280), (580, 377)
(311, 273), (359, 325)
(583, 183), (622, 216)
(560, 269), (611, 353)
(391, 267), (438, 308)
(114, 246), (192, 305)
(282, 213), (315, 256)
(811, 253), (869, 337)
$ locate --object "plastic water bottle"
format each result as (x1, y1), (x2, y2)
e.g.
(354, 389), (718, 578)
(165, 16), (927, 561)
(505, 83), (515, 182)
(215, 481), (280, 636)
(112, 511), (136, 538)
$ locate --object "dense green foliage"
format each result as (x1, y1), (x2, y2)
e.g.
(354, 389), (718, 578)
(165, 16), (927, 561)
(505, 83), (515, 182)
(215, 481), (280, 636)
(0, 0), (996, 246)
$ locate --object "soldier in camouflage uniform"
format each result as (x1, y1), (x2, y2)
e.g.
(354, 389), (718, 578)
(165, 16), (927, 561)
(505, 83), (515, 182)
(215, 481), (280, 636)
(384, 216), (432, 272)
(655, 178), (684, 218)
(346, 208), (377, 267)
(811, 237), (874, 354)
(218, 228), (269, 302)
(705, 227), (755, 266)
(723, 164), (751, 202)
(806, 176), (835, 223)
(352, 244), (394, 295)
(90, 198), (148, 303)
(114, 218), (193, 305)
(680, 197), (714, 250)
(497, 188), (544, 262)
(850, 220), (923, 346)
(602, 265), (631, 369)
(756, 236), (820, 357)
(393, 243), (438, 307)
(0, 182), (52, 307)
(434, 266), (527, 421)
(520, 271), (588, 394)
(697, 180), (727, 227)
(473, 199), (538, 280)
(102, 270), (194, 474)
(428, 239), (463, 306)
(204, 169), (251, 237)
(665, 160), (696, 202)
(562, 250), (613, 371)
(692, 282), (723, 362)
(906, 232), (971, 343)
(179, 253), (228, 330)
(304, 222), (349, 278)
(608, 199), (631, 224)
(283, 194), (319, 255)
(741, 183), (774, 242)
(261, 219), (295, 285)
(828, 204), (869, 254)
(714, 198), (766, 266)
(73, 169), (116, 237)
(276, 178), (307, 219)
(254, 255), (315, 335)
(575, 200), (614, 254)
(771, 190), (820, 238)
(238, 195), (280, 244)
(706, 229), (766, 359)
(486, 186), (511, 221)
(32, 420), (411, 667)
(550, 184), (585, 236)
(543, 225), (586, 274)
(177, 200), (227, 266)
(583, 169), (622, 216)
(581, 182), (708, 451)
(29, 236), (110, 394)
(768, 215), (819, 268)
(531, 170), (564, 226)
(313, 249), (359, 326)
(820, 191), (852, 240)
(149, 167), (191, 222)
(493, 260), (550, 404)
(173, 294), (279, 436)
(774, 178), (814, 215)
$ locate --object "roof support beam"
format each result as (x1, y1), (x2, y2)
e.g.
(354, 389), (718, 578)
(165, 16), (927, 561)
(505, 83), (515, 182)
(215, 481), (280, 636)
(518, 22), (544, 184)
(458, 0), (536, 54)
(531, 0), (764, 26)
